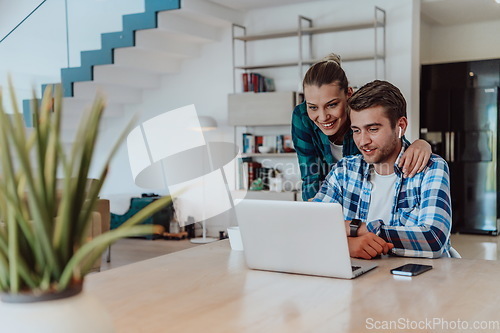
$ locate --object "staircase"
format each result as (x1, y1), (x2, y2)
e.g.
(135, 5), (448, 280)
(23, 0), (243, 142)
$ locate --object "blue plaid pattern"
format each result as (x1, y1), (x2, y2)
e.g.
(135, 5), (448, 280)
(313, 142), (452, 258)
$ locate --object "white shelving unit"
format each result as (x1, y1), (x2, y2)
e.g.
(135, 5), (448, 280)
(231, 7), (386, 92)
(228, 8), (386, 200)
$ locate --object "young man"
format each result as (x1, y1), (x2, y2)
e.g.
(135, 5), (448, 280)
(313, 80), (452, 259)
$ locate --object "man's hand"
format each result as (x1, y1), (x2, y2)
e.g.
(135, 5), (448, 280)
(398, 139), (431, 178)
(347, 233), (394, 260)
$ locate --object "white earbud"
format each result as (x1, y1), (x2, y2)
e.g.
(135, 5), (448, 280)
(398, 127), (402, 139)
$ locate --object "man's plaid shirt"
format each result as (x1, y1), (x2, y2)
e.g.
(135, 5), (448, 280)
(313, 142), (452, 258)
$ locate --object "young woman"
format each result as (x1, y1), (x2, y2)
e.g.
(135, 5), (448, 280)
(292, 54), (431, 201)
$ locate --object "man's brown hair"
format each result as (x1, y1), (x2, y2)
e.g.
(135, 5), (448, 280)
(347, 80), (406, 128)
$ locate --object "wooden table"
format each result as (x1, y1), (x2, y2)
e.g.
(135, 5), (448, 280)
(85, 240), (500, 332)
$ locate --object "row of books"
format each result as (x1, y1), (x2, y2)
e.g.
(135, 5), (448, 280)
(238, 158), (273, 190)
(242, 133), (295, 154)
(242, 72), (275, 93)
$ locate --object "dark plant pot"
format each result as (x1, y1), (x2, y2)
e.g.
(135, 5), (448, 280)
(0, 282), (83, 304)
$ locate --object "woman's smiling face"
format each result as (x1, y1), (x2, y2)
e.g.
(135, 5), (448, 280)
(304, 83), (350, 137)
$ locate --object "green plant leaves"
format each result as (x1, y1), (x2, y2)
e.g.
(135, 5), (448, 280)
(0, 81), (176, 294)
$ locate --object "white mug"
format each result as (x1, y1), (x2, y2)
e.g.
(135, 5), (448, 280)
(227, 226), (244, 251)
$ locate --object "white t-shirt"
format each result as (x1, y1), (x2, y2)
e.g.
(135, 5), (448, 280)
(366, 169), (397, 224)
(329, 142), (343, 161)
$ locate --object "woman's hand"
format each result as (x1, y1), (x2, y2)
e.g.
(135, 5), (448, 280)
(399, 139), (432, 178)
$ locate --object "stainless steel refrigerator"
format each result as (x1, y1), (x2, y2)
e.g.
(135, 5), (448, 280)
(421, 87), (499, 235)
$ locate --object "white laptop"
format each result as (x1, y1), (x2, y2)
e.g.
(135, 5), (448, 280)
(235, 199), (377, 279)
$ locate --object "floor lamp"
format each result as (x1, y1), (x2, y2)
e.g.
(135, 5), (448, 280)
(126, 105), (227, 243)
(189, 115), (218, 244)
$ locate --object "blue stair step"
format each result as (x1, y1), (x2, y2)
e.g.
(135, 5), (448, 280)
(22, 99), (35, 128)
(23, 0), (181, 126)
(146, 0), (180, 12)
(61, 67), (92, 97)
(123, 12), (158, 33)
(101, 31), (134, 52)
(81, 49), (113, 68)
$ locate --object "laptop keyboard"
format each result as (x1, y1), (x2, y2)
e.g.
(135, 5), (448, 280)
(351, 265), (361, 272)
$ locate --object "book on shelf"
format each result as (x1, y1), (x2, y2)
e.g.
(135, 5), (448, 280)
(239, 159), (262, 190)
(242, 73), (249, 92)
(238, 157), (275, 191)
(242, 133), (254, 154)
(282, 134), (295, 153)
(238, 157), (251, 190)
(252, 73), (260, 93)
(241, 72), (275, 93)
(247, 161), (261, 188)
(275, 135), (284, 153)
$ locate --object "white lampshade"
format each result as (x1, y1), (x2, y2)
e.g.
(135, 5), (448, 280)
(127, 105), (206, 188)
(126, 105), (234, 228)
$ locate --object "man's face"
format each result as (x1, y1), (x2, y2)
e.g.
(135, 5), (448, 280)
(350, 106), (403, 169)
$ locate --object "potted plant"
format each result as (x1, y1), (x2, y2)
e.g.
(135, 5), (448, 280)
(0, 82), (174, 332)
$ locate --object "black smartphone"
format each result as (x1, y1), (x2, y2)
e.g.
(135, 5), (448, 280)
(390, 263), (432, 276)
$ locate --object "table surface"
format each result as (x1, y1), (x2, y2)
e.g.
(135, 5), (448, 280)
(85, 240), (500, 333)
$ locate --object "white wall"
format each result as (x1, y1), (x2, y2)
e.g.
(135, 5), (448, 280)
(421, 19), (500, 65)
(409, 0), (421, 140)
(0, 0), (67, 106)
